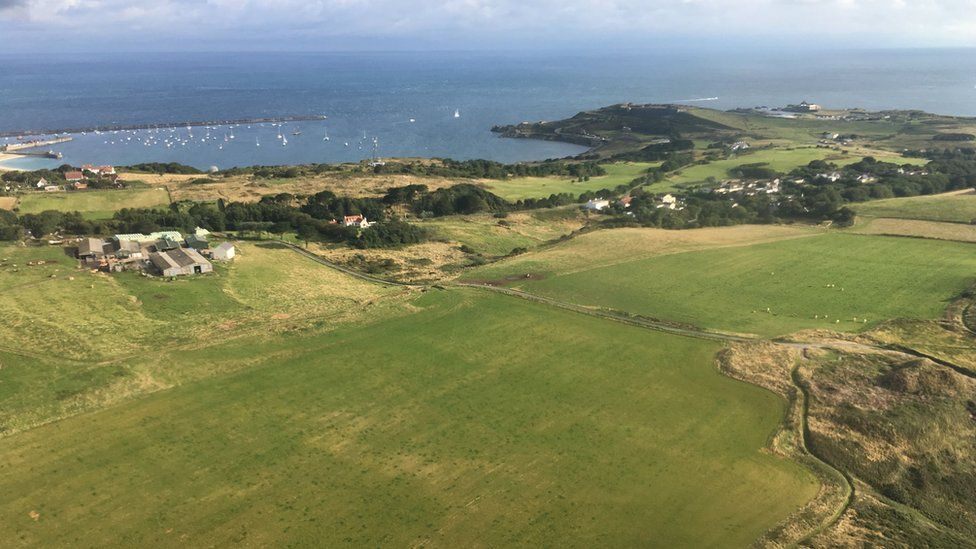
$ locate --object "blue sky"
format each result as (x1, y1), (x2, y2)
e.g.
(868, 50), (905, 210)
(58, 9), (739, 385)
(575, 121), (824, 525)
(1, 0), (975, 52)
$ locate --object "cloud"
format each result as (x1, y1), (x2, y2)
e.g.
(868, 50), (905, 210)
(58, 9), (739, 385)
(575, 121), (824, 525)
(1, 0), (975, 50)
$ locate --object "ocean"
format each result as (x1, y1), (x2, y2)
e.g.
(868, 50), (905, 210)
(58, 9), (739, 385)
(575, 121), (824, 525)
(1, 49), (975, 170)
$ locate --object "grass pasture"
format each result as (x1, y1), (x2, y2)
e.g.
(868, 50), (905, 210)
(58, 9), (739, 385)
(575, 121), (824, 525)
(466, 229), (976, 337)
(855, 189), (976, 223)
(0, 288), (817, 547)
(851, 217), (976, 243)
(16, 188), (170, 219)
(482, 162), (657, 200)
(0, 242), (395, 364)
(658, 147), (860, 191)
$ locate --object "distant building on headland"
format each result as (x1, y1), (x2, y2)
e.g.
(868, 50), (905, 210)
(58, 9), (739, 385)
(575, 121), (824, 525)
(785, 101), (822, 113)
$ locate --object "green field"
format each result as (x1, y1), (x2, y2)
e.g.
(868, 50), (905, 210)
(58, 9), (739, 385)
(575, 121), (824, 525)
(465, 229), (976, 337)
(16, 188), (170, 219)
(855, 190), (976, 223)
(483, 162), (657, 200)
(0, 282), (817, 546)
(656, 148), (860, 191)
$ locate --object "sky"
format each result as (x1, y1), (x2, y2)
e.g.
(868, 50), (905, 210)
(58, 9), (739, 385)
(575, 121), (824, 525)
(1, 0), (975, 52)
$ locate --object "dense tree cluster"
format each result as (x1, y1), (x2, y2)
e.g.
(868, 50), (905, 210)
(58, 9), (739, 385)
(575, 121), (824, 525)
(369, 159), (607, 180)
(121, 162), (203, 174)
(609, 139), (695, 162)
(621, 154), (976, 229)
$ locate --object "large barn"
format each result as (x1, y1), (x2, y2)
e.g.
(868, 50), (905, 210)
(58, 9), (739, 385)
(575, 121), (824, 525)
(149, 248), (213, 277)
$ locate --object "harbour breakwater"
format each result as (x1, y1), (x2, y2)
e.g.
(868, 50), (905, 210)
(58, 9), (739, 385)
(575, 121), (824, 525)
(0, 115), (329, 139)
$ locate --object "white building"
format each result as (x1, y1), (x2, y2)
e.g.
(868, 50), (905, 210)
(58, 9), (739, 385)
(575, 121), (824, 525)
(212, 242), (236, 261)
(584, 199), (610, 211)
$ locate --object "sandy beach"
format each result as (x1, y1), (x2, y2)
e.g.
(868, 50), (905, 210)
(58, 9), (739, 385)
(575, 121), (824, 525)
(0, 153), (23, 171)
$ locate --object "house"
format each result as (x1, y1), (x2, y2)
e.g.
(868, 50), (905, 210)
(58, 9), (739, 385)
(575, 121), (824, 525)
(72, 181), (88, 190)
(212, 242), (236, 261)
(35, 178), (49, 189)
(584, 199), (610, 211)
(343, 215), (372, 228)
(730, 141), (750, 152)
(150, 248), (213, 277)
(856, 174), (877, 184)
(64, 171), (85, 182)
(618, 196), (633, 208)
(80, 164), (96, 173)
(657, 194), (678, 210)
(77, 238), (107, 260)
(185, 234), (209, 250)
(798, 101), (821, 112)
(97, 165), (116, 176)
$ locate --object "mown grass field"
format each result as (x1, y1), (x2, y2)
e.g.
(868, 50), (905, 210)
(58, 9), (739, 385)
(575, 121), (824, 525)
(854, 189), (976, 223)
(851, 217), (976, 243)
(465, 229), (976, 337)
(483, 162), (657, 200)
(0, 287), (817, 547)
(16, 188), (170, 219)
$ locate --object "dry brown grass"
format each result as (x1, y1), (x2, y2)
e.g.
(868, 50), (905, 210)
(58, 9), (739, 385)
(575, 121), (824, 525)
(0, 197), (16, 210)
(717, 341), (798, 397)
(169, 172), (460, 203)
(118, 172), (200, 186)
(852, 217), (976, 243)
(311, 241), (469, 283)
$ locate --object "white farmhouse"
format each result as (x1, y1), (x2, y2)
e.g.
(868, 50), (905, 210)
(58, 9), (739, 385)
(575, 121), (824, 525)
(584, 199), (610, 211)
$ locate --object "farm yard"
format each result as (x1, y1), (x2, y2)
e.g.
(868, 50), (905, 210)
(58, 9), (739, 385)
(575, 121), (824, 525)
(0, 287), (817, 547)
(481, 162), (657, 200)
(15, 188), (171, 219)
(464, 229), (976, 337)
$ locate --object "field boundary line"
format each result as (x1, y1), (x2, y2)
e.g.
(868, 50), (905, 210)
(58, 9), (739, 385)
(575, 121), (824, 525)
(453, 282), (755, 343)
(261, 240), (423, 288)
(789, 362), (856, 546)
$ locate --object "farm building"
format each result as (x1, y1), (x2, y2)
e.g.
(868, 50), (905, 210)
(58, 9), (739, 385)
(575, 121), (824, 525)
(584, 199), (610, 211)
(155, 237), (181, 252)
(212, 242), (236, 261)
(77, 238), (107, 260)
(113, 231), (183, 244)
(185, 234), (209, 249)
(149, 248), (213, 277)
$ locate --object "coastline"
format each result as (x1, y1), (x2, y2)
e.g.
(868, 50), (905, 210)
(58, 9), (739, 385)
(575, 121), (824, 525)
(0, 153), (23, 171)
